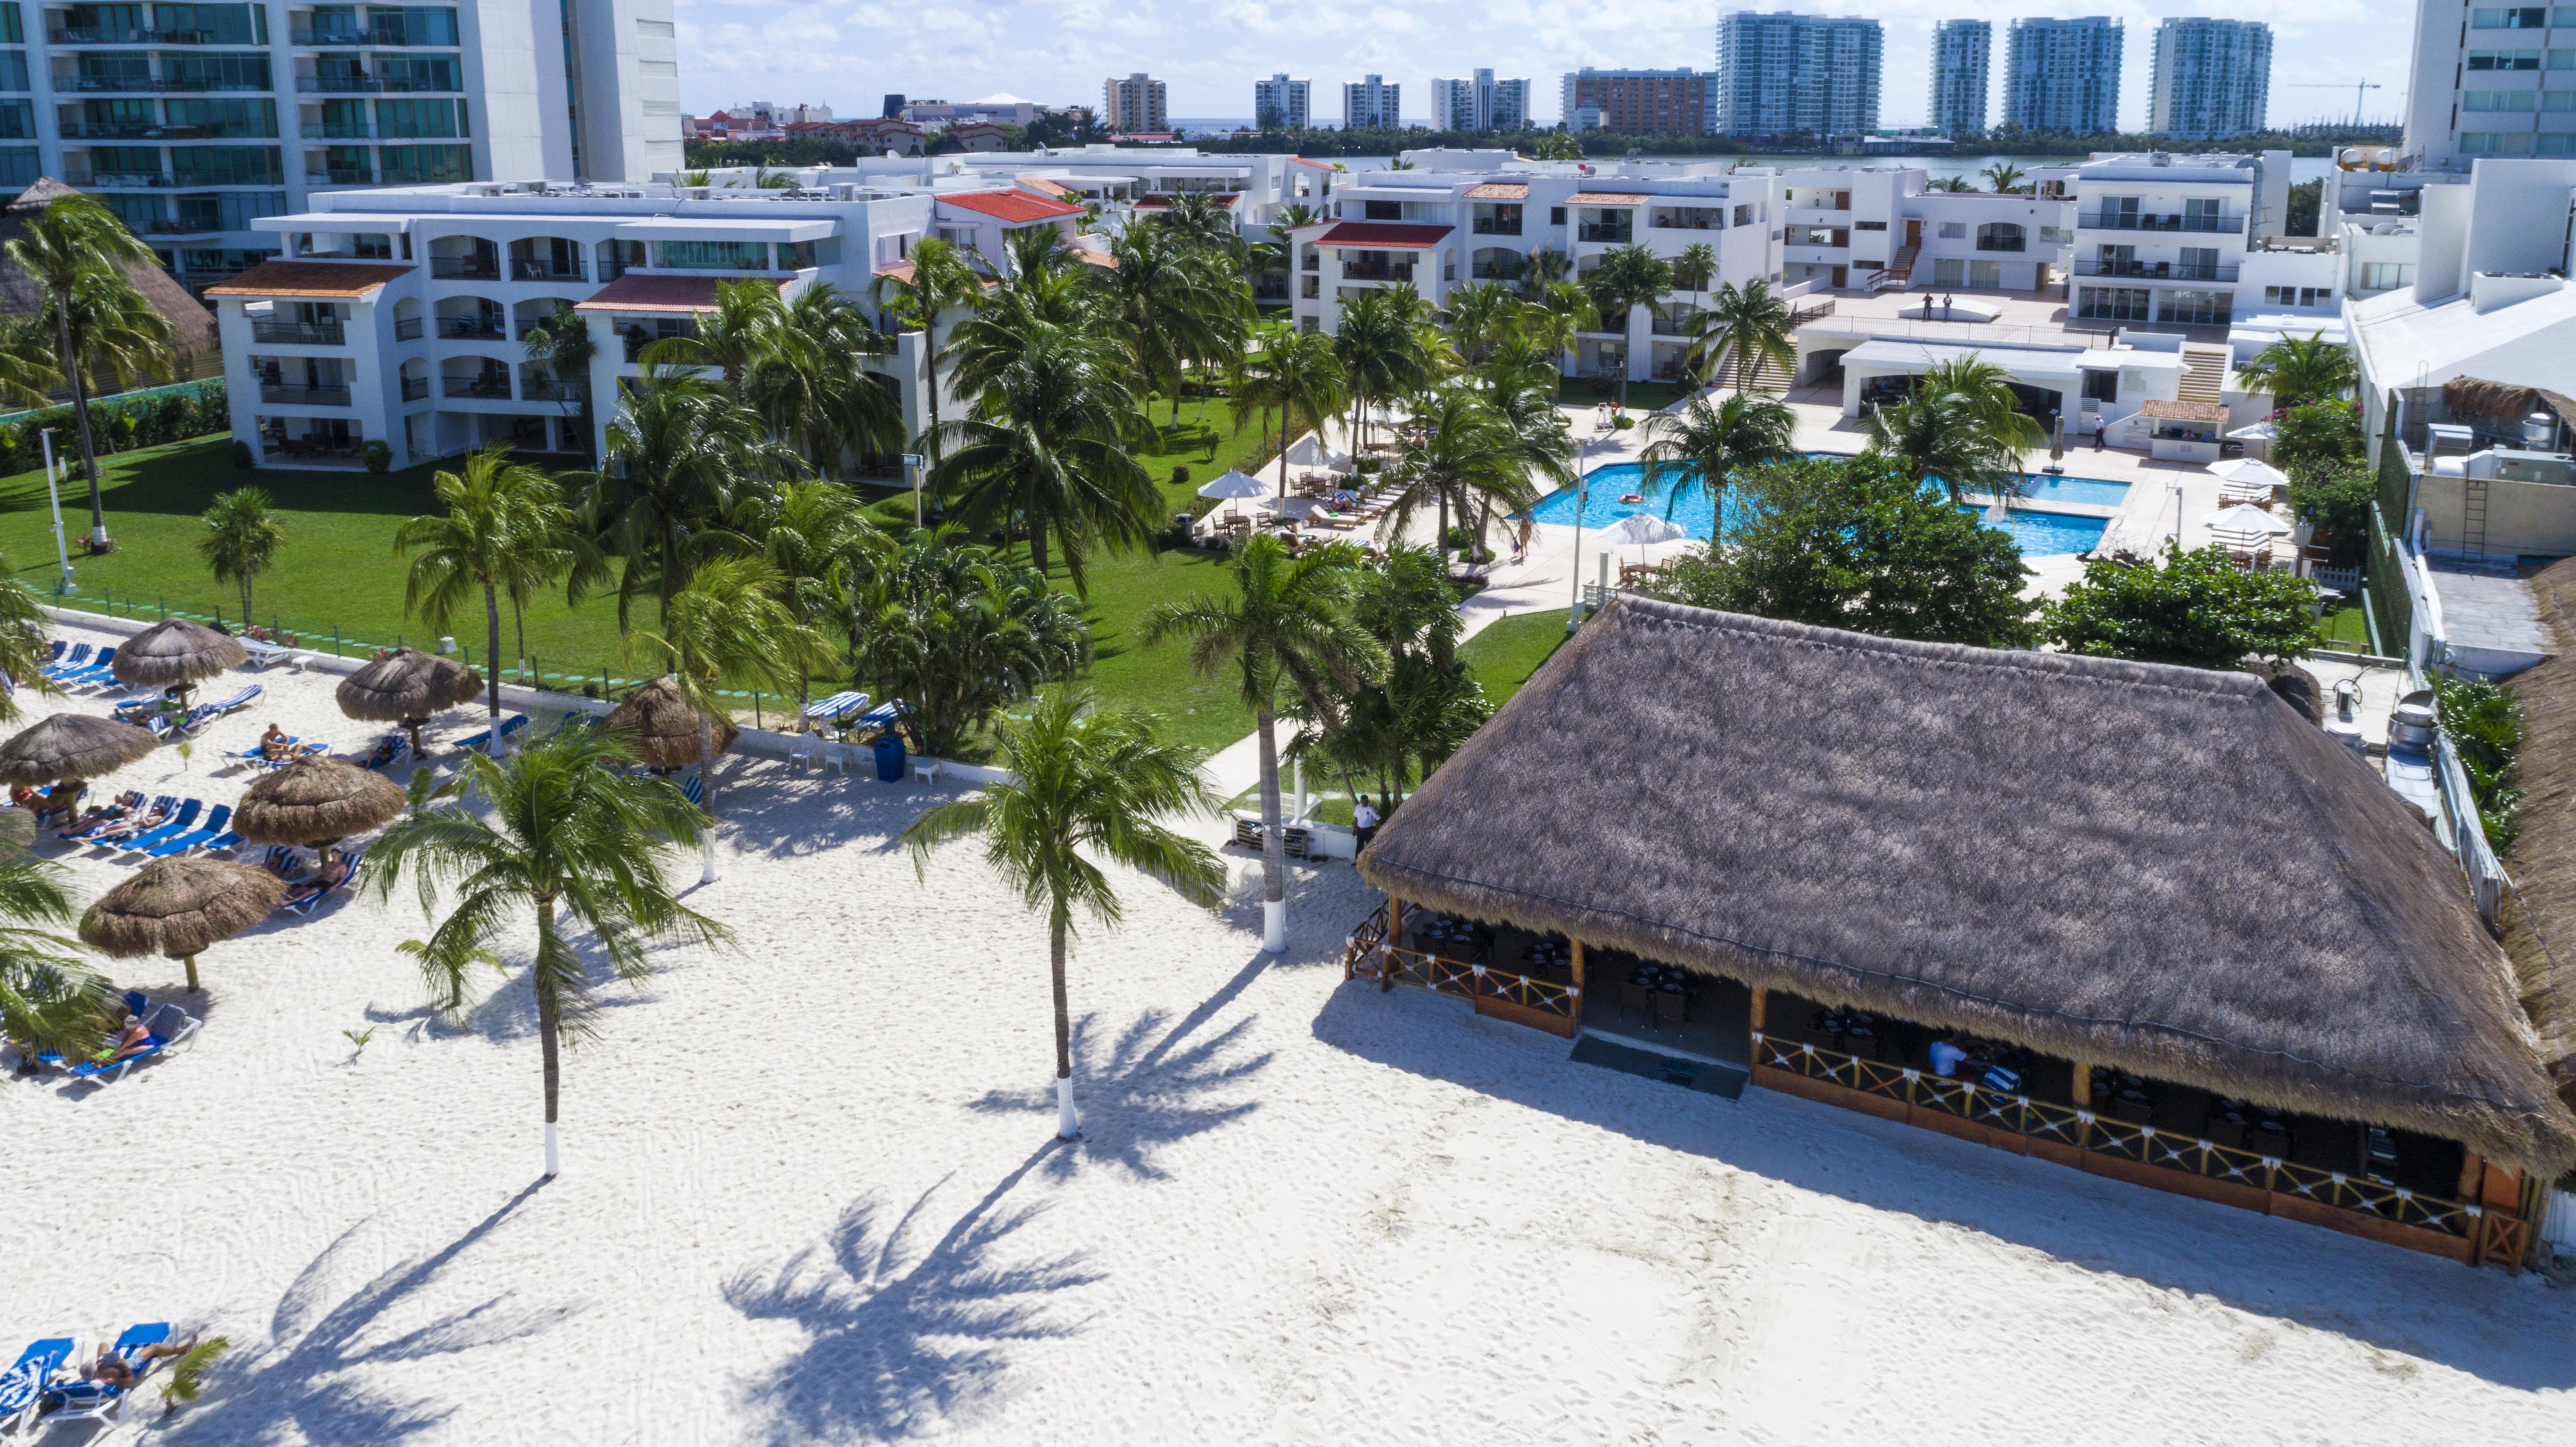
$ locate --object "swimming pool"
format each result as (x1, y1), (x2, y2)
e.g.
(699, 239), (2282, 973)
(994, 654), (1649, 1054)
(2001, 474), (2131, 508)
(1526, 462), (2112, 556)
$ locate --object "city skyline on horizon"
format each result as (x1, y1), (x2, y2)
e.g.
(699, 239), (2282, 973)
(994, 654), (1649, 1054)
(672, 0), (2403, 133)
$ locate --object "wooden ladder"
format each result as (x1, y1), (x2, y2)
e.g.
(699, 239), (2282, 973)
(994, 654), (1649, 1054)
(2462, 474), (2490, 561)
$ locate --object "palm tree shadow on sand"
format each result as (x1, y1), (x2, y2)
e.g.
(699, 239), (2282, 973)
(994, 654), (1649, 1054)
(966, 995), (1273, 1183)
(722, 1151), (1099, 1444)
(165, 1184), (575, 1443)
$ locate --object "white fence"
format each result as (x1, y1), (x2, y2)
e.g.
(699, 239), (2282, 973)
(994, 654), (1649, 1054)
(2377, 523), (2514, 929)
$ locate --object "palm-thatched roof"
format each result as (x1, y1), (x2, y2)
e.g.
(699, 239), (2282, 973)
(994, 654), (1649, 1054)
(602, 677), (737, 770)
(0, 712), (158, 784)
(112, 617), (247, 689)
(79, 857), (285, 960)
(2501, 556), (2576, 1124)
(0, 178), (220, 368)
(1359, 597), (2576, 1176)
(2444, 377), (2536, 421)
(335, 648), (483, 723)
(231, 756), (406, 845)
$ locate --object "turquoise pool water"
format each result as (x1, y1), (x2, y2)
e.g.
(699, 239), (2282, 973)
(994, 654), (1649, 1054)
(2003, 474), (2131, 508)
(1525, 462), (2113, 556)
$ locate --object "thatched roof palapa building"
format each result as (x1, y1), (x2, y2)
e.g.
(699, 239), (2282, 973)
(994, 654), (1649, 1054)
(602, 676), (737, 770)
(113, 617), (248, 692)
(2500, 556), (2576, 1127)
(0, 178), (220, 370)
(1353, 597), (2576, 1268)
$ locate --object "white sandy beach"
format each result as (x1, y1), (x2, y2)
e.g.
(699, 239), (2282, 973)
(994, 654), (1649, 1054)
(4, 617), (2572, 1447)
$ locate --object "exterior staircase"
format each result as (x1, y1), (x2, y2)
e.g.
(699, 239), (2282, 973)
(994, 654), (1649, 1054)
(1867, 242), (1920, 290)
(2177, 344), (2230, 405)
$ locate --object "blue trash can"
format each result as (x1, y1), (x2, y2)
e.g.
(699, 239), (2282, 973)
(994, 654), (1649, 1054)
(873, 732), (907, 782)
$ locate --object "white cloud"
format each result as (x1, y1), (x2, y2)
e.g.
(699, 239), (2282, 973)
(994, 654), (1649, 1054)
(674, 0), (2411, 131)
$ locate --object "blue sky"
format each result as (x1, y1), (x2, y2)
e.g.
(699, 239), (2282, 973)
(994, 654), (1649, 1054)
(672, 1), (2405, 132)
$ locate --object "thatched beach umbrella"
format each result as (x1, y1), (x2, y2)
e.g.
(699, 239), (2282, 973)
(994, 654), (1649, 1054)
(337, 648), (483, 755)
(80, 857), (287, 992)
(0, 714), (159, 818)
(232, 756), (406, 847)
(112, 617), (248, 699)
(602, 676), (737, 771)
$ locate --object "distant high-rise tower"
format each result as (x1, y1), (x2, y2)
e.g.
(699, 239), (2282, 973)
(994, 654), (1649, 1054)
(1344, 74), (1402, 129)
(1254, 73), (1311, 130)
(1713, 11), (1882, 137)
(1427, 69), (1531, 131)
(1930, 20), (1991, 135)
(1102, 73), (1168, 132)
(2148, 19), (2271, 140)
(882, 94), (906, 120)
(2003, 16), (2123, 135)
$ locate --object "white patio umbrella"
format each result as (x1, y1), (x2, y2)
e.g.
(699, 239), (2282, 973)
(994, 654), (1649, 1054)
(2208, 457), (2292, 488)
(1599, 511), (1687, 568)
(2225, 420), (2279, 442)
(1197, 469), (1270, 522)
(2202, 502), (2294, 553)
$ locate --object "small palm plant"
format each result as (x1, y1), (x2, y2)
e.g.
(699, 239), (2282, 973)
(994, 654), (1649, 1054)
(369, 729), (729, 1176)
(197, 486), (285, 625)
(156, 1335), (229, 1417)
(396, 445), (563, 736)
(902, 691), (1222, 1139)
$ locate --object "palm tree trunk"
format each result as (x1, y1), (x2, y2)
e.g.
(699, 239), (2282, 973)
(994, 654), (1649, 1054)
(1277, 403), (1291, 496)
(1255, 704), (1286, 953)
(511, 590), (528, 681)
(482, 579), (503, 740)
(697, 710), (718, 885)
(61, 308), (105, 548)
(1050, 907), (1078, 1138)
(537, 900), (562, 1177)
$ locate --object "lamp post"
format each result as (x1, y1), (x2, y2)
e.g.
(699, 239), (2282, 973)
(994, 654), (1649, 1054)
(1565, 466), (1589, 633)
(39, 428), (72, 594)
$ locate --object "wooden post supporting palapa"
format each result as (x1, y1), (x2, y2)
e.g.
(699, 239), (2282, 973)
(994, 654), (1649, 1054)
(2461, 1152), (2490, 1267)
(1748, 987), (1767, 1063)
(1383, 898), (1401, 992)
(2071, 1061), (2093, 1150)
(1569, 938), (1585, 1027)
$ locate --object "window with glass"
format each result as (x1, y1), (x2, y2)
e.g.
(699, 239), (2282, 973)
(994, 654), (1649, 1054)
(314, 144), (371, 182)
(0, 98), (26, 139)
(2540, 132), (2576, 154)
(149, 4), (261, 42)
(2358, 261), (2416, 290)
(0, 52), (25, 92)
(1967, 260), (2003, 287)
(172, 144), (279, 184)
(2466, 90), (2538, 110)
(377, 54), (461, 91)
(376, 143), (468, 183)
(2080, 369), (2118, 404)
(657, 239), (769, 270)
(0, 145), (34, 186)
(1937, 221), (1965, 238)
(2472, 6), (2548, 25)
(174, 188), (283, 230)
(0, 3), (19, 43)
(2159, 289), (2232, 325)
(164, 97), (275, 136)
(2554, 49), (2576, 67)
(370, 6), (460, 46)
(1975, 222), (2025, 252)
(298, 4), (362, 43)
(1930, 257), (1963, 285)
(103, 192), (161, 234)
(777, 239), (816, 270)
(2469, 50), (2543, 70)
(2460, 130), (2538, 152)
(2075, 286), (2152, 321)
(75, 53), (153, 88)
(85, 145), (163, 182)
(374, 98), (462, 136)
(158, 52), (271, 90)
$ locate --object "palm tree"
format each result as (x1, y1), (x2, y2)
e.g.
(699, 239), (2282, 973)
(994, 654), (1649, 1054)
(0, 315), (59, 411)
(2234, 333), (2357, 406)
(1583, 245), (1674, 410)
(0, 846), (101, 1062)
(1861, 360), (2044, 502)
(1671, 241), (1719, 304)
(644, 275), (794, 386)
(746, 281), (901, 476)
(1636, 391), (1799, 530)
(1519, 247), (1575, 299)
(1158, 191), (1244, 259)
(493, 467), (601, 682)
(4, 191), (167, 549)
(1530, 130), (1585, 162)
(925, 323), (1160, 594)
(578, 366), (791, 628)
(0, 553), (55, 725)
(396, 446), (560, 737)
(1439, 281), (1523, 368)
(1682, 279), (1798, 393)
(1141, 535), (1384, 954)
(871, 236), (985, 437)
(1383, 387), (1542, 569)
(636, 555), (836, 881)
(1111, 222), (1246, 426)
(197, 487), (285, 626)
(1273, 202), (1322, 233)
(1982, 161), (2029, 195)
(1523, 288), (1592, 401)
(901, 691), (1222, 1139)
(520, 299), (599, 460)
(1233, 325), (1348, 495)
(735, 478), (887, 706)
(1333, 288), (1433, 456)
(1926, 175), (1974, 193)
(369, 729), (729, 1177)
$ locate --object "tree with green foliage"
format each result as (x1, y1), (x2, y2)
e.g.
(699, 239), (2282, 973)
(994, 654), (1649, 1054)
(0, 553), (56, 726)
(1142, 534), (1383, 954)
(196, 487), (285, 625)
(2041, 542), (2319, 668)
(2269, 400), (2366, 482)
(370, 729), (729, 1176)
(1671, 241), (1719, 303)
(846, 527), (1090, 758)
(870, 235), (984, 438)
(1583, 245), (1674, 409)
(1645, 455), (2036, 647)
(1981, 161), (2029, 194)
(1682, 278), (1797, 392)
(2285, 178), (2322, 237)
(1863, 355), (2046, 501)
(902, 691), (1222, 1139)
(2235, 333), (2356, 406)
(1333, 287), (1434, 454)
(520, 299), (600, 460)
(1234, 323), (1348, 495)
(2436, 676), (2522, 851)
(1530, 130), (1585, 161)
(1382, 386), (1539, 570)
(397, 447), (573, 736)
(1438, 281), (1524, 369)
(746, 281), (902, 476)
(1637, 390), (1798, 526)
(578, 366), (793, 627)
(2290, 467), (2376, 567)
(1111, 221), (1248, 425)
(4, 191), (171, 549)
(0, 846), (105, 1062)
(733, 477), (888, 705)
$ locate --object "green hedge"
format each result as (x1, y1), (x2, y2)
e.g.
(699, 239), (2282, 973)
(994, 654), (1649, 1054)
(0, 383), (231, 475)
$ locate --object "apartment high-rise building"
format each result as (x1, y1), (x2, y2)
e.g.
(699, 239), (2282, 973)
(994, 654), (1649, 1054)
(1102, 73), (1167, 132)
(2003, 16), (2123, 135)
(1427, 69), (1529, 131)
(1930, 19), (1991, 136)
(1344, 73), (1400, 128)
(0, 0), (682, 295)
(2402, 0), (2568, 167)
(1713, 11), (1882, 138)
(1560, 67), (1711, 135)
(2148, 19), (2271, 139)
(1254, 73), (1310, 130)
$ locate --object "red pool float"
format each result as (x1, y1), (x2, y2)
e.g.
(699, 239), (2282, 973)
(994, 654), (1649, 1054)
(1619, 493), (1644, 505)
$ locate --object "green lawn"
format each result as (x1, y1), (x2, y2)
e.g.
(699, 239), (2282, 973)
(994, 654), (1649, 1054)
(1460, 608), (1572, 708)
(2313, 601), (2370, 653)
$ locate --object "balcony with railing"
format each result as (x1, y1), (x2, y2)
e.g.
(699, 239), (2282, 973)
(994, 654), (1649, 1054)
(259, 382), (351, 406)
(148, 216), (226, 235)
(305, 166), (373, 186)
(50, 27), (223, 43)
(1338, 257), (1414, 283)
(435, 315), (506, 340)
(520, 375), (589, 403)
(2072, 257), (2239, 282)
(1649, 311), (1703, 337)
(393, 316), (423, 341)
(1577, 222), (1632, 244)
(58, 122), (209, 140)
(249, 319), (344, 345)
(441, 373), (512, 400)
(1471, 214), (1522, 236)
(511, 258), (586, 283)
(399, 375), (429, 401)
(67, 169), (175, 188)
(1650, 208), (1723, 231)
(428, 255), (500, 281)
(2078, 211), (2246, 235)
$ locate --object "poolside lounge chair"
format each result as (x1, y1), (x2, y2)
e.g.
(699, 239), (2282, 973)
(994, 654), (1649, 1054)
(57, 791), (146, 843)
(459, 715), (530, 755)
(355, 730), (411, 773)
(682, 772), (704, 808)
(802, 690), (870, 727)
(61, 1005), (199, 1083)
(39, 642), (91, 680)
(82, 795), (177, 847)
(239, 637), (299, 669)
(34, 1323), (171, 1431)
(118, 799), (202, 855)
(56, 647), (118, 688)
(232, 736), (324, 770)
(146, 804), (231, 858)
(280, 849), (363, 918)
(179, 683), (263, 733)
(0, 1337), (74, 1433)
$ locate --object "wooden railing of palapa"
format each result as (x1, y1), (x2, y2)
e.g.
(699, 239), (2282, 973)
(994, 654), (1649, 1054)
(1344, 900), (1580, 1036)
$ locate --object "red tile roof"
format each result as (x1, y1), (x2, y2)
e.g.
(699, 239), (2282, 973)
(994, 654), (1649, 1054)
(1315, 221), (1453, 250)
(573, 273), (788, 314)
(938, 190), (1083, 222)
(203, 260), (413, 299)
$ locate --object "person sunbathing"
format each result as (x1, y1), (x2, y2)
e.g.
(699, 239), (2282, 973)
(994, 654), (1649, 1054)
(71, 1015), (156, 1070)
(89, 798), (170, 844)
(280, 849), (351, 909)
(258, 724), (295, 761)
(84, 1333), (196, 1389)
(361, 733), (403, 769)
(59, 793), (141, 842)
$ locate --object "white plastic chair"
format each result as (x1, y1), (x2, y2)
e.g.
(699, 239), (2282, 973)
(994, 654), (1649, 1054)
(913, 758), (942, 789)
(823, 743), (850, 778)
